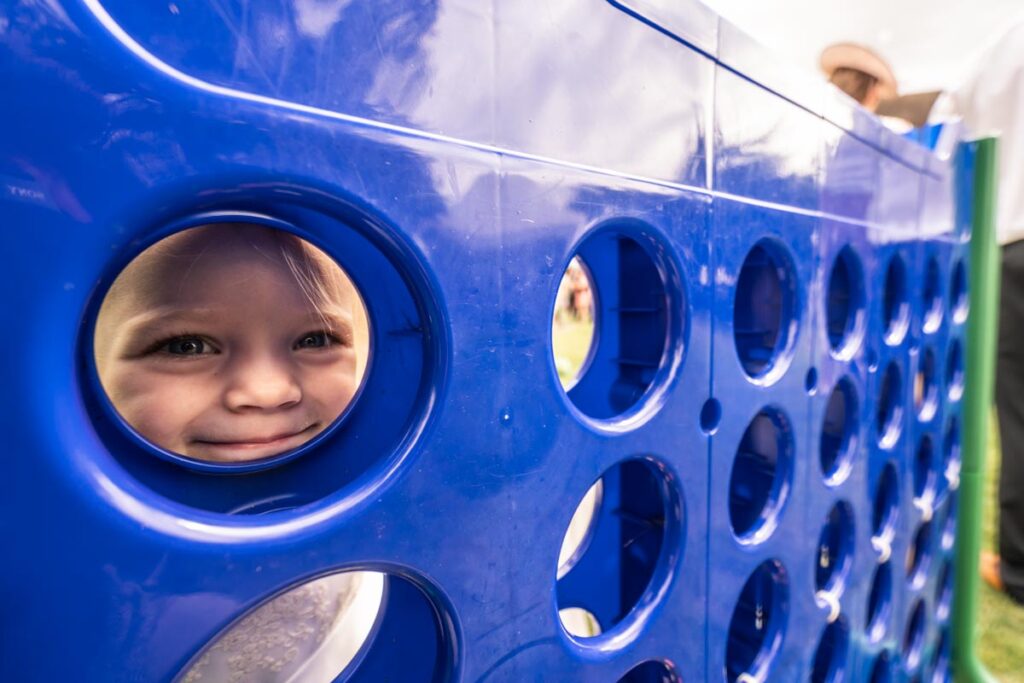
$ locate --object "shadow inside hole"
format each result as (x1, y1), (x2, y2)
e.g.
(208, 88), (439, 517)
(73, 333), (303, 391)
(882, 254), (909, 345)
(903, 599), (928, 671)
(931, 630), (952, 683)
(922, 256), (943, 333)
(826, 245), (865, 355)
(869, 651), (893, 683)
(872, 462), (900, 541)
(816, 501), (855, 594)
(556, 459), (677, 640)
(733, 240), (797, 379)
(936, 559), (954, 622)
(617, 660), (680, 682)
(906, 522), (934, 589)
(876, 362), (904, 447)
(942, 494), (958, 551)
(820, 377), (858, 485)
(950, 260), (969, 323)
(565, 230), (680, 420)
(729, 408), (794, 541)
(552, 256), (597, 391)
(914, 435), (936, 504)
(810, 616), (849, 683)
(866, 562), (893, 643)
(941, 418), (962, 501)
(946, 339), (964, 401)
(725, 560), (789, 683)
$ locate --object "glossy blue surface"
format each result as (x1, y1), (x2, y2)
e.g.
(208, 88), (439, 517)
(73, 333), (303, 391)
(0, 1), (966, 681)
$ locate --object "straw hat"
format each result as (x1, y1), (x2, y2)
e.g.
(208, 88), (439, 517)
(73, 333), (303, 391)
(820, 42), (898, 100)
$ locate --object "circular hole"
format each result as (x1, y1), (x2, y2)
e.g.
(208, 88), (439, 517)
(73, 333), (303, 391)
(946, 339), (964, 402)
(936, 559), (954, 622)
(866, 561), (894, 643)
(942, 494), (958, 551)
(872, 463), (900, 543)
(942, 418), (962, 496)
(810, 616), (850, 683)
(558, 607), (603, 638)
(725, 560), (790, 683)
(618, 660), (680, 682)
(701, 398), (722, 434)
(552, 256), (596, 390)
(561, 229), (683, 421)
(733, 240), (798, 380)
(904, 599), (928, 671)
(557, 480), (603, 580)
(177, 570), (454, 682)
(876, 362), (904, 448)
(826, 245), (865, 357)
(556, 458), (680, 641)
(729, 408), (794, 542)
(950, 260), (969, 324)
(914, 348), (939, 421)
(820, 377), (859, 486)
(913, 435), (936, 505)
(869, 651), (893, 683)
(806, 367), (819, 395)
(93, 223), (370, 472)
(906, 522), (934, 589)
(883, 254), (910, 345)
(930, 630), (952, 683)
(816, 501), (856, 595)
(922, 256), (944, 333)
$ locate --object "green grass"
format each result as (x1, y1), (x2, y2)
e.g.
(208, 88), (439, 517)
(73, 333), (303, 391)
(976, 422), (1024, 682)
(551, 317), (594, 387)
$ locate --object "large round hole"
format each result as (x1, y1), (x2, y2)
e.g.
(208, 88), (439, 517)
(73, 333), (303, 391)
(816, 501), (855, 596)
(913, 435), (936, 506)
(820, 377), (859, 486)
(561, 229), (682, 420)
(733, 240), (798, 380)
(882, 254), (910, 345)
(866, 561), (893, 643)
(552, 256), (597, 390)
(914, 347), (939, 422)
(922, 256), (944, 334)
(873, 462), (900, 545)
(176, 570), (454, 682)
(556, 458), (679, 640)
(826, 245), (865, 357)
(906, 522), (934, 589)
(93, 223), (370, 472)
(946, 339), (964, 402)
(904, 599), (928, 671)
(950, 260), (969, 324)
(810, 616), (850, 683)
(869, 651), (893, 683)
(936, 559), (954, 622)
(618, 660), (680, 682)
(876, 362), (904, 448)
(725, 560), (789, 683)
(729, 408), (794, 542)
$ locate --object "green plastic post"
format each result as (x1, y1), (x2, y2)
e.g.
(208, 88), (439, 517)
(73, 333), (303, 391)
(953, 136), (1000, 683)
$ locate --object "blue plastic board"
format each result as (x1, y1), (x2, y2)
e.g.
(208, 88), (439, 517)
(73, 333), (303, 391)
(0, 1), (968, 681)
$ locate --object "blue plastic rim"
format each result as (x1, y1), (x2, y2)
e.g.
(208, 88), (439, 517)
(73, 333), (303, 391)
(941, 417), (962, 502)
(866, 561), (894, 643)
(946, 338), (964, 401)
(906, 521), (934, 590)
(826, 245), (866, 359)
(882, 253), (910, 346)
(922, 255), (944, 334)
(733, 239), (798, 382)
(728, 407), (794, 543)
(820, 376), (859, 486)
(915, 346), (940, 421)
(903, 598), (928, 672)
(876, 361), (905, 448)
(617, 659), (680, 682)
(810, 616), (850, 683)
(936, 558), (954, 622)
(872, 462), (900, 544)
(724, 559), (790, 683)
(815, 500), (855, 595)
(949, 259), (969, 324)
(869, 649), (894, 683)
(563, 223), (686, 424)
(913, 434), (936, 505)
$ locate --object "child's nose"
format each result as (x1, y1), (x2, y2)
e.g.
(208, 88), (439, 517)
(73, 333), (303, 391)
(222, 353), (302, 412)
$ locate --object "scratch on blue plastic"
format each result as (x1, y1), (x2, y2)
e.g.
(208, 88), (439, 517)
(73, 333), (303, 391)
(0, 0), (964, 681)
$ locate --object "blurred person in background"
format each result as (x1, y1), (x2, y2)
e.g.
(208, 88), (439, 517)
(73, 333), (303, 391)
(820, 41), (898, 112)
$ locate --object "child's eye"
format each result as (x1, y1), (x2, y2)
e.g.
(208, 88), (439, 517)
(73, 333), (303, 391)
(157, 336), (216, 356)
(295, 331), (336, 349)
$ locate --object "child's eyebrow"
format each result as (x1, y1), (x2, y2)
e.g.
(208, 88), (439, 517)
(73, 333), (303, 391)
(120, 306), (223, 332)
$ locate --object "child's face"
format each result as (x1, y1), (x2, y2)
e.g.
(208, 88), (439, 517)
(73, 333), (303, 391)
(95, 226), (361, 463)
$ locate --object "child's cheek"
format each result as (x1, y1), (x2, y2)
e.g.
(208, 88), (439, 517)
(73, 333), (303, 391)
(106, 365), (211, 451)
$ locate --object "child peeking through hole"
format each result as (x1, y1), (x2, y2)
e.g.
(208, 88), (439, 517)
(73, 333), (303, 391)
(94, 224), (381, 682)
(94, 223), (366, 463)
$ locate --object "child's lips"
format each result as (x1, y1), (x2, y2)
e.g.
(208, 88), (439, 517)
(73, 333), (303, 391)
(192, 424), (318, 452)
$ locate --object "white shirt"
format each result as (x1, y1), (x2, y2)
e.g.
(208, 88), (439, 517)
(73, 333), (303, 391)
(933, 20), (1024, 245)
